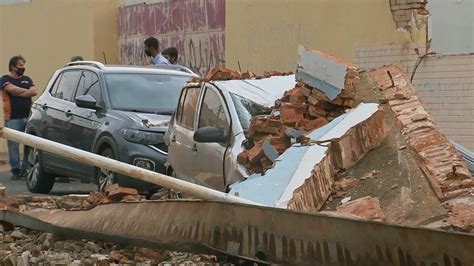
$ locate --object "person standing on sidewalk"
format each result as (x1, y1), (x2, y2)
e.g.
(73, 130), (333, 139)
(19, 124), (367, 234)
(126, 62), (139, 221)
(1, 55), (37, 179)
(144, 37), (170, 65)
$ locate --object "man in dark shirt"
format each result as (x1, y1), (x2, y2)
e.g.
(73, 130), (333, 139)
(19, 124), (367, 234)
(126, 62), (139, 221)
(1, 55), (37, 179)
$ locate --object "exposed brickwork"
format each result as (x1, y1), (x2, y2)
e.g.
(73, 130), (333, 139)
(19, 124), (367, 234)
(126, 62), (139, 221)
(329, 109), (386, 170)
(239, 50), (360, 173)
(370, 65), (473, 201)
(287, 108), (386, 212)
(287, 150), (334, 212)
(389, 0), (429, 30)
(353, 44), (474, 150)
(203, 66), (292, 81)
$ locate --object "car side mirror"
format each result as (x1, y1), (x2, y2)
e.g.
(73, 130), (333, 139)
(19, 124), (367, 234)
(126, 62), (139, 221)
(194, 126), (228, 143)
(75, 95), (99, 110)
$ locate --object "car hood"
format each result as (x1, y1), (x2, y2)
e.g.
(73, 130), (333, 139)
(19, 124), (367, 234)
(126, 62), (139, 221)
(121, 111), (171, 130)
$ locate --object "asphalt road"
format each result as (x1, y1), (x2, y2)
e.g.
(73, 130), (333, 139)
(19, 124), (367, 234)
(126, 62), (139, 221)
(0, 162), (96, 196)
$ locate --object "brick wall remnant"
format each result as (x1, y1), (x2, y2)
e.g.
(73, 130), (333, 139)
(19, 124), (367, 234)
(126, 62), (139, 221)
(389, 0), (430, 30)
(370, 65), (473, 201)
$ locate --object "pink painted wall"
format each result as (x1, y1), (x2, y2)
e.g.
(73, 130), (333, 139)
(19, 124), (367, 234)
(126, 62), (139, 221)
(117, 0), (225, 76)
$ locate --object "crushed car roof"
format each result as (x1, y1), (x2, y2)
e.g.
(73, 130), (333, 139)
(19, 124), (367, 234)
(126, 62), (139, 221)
(213, 75), (296, 107)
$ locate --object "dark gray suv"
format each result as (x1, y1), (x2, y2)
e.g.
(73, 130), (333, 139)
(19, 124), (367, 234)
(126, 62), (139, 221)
(25, 61), (196, 193)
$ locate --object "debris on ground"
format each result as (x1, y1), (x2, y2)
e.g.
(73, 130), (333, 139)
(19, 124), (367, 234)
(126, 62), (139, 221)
(0, 184), (156, 212)
(443, 198), (474, 233)
(322, 196), (386, 222)
(359, 170), (380, 180)
(0, 225), (220, 265)
(331, 177), (358, 198)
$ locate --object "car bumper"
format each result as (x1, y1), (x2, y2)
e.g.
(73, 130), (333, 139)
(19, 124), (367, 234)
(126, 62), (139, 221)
(116, 142), (168, 192)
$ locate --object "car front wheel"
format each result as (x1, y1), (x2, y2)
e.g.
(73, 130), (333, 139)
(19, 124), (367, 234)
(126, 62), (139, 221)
(25, 147), (55, 193)
(96, 147), (117, 192)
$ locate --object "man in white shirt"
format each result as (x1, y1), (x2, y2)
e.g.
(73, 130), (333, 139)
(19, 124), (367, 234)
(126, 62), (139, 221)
(144, 37), (170, 65)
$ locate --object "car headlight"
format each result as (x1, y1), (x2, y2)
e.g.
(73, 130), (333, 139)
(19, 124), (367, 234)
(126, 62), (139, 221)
(121, 129), (164, 145)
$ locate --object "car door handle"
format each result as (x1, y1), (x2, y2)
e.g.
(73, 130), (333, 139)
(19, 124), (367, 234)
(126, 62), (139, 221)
(65, 110), (72, 117)
(191, 144), (197, 152)
(41, 103), (48, 110)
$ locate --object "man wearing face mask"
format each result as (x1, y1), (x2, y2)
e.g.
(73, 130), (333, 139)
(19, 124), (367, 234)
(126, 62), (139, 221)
(1, 55), (37, 179)
(162, 47), (178, 65)
(144, 37), (170, 65)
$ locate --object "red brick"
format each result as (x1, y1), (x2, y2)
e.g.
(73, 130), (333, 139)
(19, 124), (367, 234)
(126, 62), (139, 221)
(308, 105), (327, 117)
(445, 201), (474, 233)
(301, 86), (312, 97)
(280, 104), (305, 125)
(241, 70), (256, 79)
(370, 65), (473, 201)
(307, 89), (328, 105)
(248, 141), (265, 164)
(237, 150), (250, 164)
(297, 118), (328, 132)
(108, 187), (138, 201)
(260, 157), (274, 170)
(250, 116), (281, 134)
(267, 135), (291, 154)
(287, 87), (307, 104)
(335, 196), (386, 222)
(205, 67), (241, 80)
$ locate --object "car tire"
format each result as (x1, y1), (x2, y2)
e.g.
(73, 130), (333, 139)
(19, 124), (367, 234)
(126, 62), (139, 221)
(25, 146), (55, 193)
(96, 147), (118, 192)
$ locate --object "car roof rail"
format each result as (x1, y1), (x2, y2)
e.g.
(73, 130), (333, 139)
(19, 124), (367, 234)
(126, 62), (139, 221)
(64, 61), (106, 70)
(148, 64), (198, 76)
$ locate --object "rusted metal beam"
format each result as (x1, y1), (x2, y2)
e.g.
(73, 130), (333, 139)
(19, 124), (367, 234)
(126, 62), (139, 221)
(0, 127), (258, 205)
(1, 201), (473, 265)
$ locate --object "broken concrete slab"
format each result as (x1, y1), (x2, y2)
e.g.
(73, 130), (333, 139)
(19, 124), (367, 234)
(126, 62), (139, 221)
(296, 45), (359, 101)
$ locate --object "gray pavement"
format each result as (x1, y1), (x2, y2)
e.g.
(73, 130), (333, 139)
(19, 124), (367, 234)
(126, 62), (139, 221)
(0, 160), (96, 196)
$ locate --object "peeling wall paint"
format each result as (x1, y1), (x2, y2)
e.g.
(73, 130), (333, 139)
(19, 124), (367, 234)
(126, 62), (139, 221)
(117, 0), (225, 76)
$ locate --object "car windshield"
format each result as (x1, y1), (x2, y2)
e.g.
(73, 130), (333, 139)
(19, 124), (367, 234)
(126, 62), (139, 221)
(230, 93), (270, 130)
(104, 73), (190, 114)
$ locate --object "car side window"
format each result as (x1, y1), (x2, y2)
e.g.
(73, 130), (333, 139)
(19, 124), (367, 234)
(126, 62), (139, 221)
(51, 71), (81, 102)
(76, 71), (101, 100)
(49, 73), (63, 96)
(177, 86), (200, 129)
(198, 88), (229, 130)
(175, 88), (187, 125)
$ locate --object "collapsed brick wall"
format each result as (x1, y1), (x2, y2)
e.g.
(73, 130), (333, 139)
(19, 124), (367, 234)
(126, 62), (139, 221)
(287, 108), (386, 212)
(353, 44), (474, 150)
(370, 65), (473, 201)
(238, 68), (360, 174)
(203, 66), (292, 81)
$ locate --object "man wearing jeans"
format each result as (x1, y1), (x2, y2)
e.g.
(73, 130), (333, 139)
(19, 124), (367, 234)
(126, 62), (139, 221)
(1, 55), (37, 179)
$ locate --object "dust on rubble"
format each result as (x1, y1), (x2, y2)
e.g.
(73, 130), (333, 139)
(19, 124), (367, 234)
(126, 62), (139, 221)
(0, 225), (221, 265)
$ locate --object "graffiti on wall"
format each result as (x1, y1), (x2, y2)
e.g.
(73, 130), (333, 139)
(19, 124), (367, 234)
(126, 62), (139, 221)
(118, 0), (225, 76)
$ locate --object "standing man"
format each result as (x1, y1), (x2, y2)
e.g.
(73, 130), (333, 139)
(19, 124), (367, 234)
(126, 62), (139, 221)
(1, 55), (37, 179)
(144, 37), (170, 65)
(162, 47), (178, 64)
